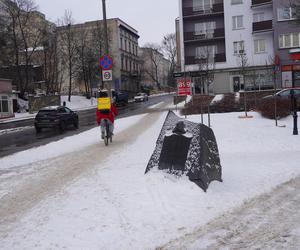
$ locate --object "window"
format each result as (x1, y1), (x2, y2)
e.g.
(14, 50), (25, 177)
(195, 45), (217, 60)
(0, 95), (9, 113)
(120, 37), (123, 50)
(232, 15), (243, 29)
(194, 21), (216, 37)
(254, 39), (266, 53)
(253, 12), (265, 22)
(279, 33), (300, 48)
(231, 0), (243, 4)
(277, 7), (296, 21)
(193, 0), (214, 12)
(233, 41), (244, 54)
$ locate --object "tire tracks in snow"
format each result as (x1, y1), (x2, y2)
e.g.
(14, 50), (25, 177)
(0, 101), (170, 238)
(158, 176), (300, 250)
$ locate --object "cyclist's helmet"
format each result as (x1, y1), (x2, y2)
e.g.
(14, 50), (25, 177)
(98, 89), (109, 98)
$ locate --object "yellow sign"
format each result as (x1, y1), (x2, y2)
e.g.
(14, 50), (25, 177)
(97, 97), (111, 110)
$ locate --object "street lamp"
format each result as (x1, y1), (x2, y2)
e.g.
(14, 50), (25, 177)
(290, 50), (300, 135)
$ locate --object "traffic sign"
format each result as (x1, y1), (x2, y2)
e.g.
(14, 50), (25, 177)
(102, 70), (113, 81)
(100, 55), (113, 70)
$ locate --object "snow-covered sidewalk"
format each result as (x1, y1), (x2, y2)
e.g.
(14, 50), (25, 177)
(160, 176), (300, 249)
(0, 106), (300, 249)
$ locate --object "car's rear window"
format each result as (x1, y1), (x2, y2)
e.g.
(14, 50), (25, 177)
(38, 110), (57, 115)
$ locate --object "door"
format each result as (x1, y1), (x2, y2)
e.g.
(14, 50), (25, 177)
(233, 76), (241, 92)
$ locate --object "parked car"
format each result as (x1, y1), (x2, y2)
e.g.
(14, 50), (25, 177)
(111, 90), (129, 106)
(34, 106), (79, 133)
(134, 92), (148, 102)
(263, 88), (300, 100)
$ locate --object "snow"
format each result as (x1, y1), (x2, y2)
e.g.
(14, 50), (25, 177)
(0, 107), (300, 249)
(0, 114), (146, 170)
(211, 94), (224, 104)
(61, 95), (97, 110)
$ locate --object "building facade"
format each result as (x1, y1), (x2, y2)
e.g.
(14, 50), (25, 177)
(273, 0), (300, 87)
(178, 0), (300, 94)
(139, 47), (171, 89)
(57, 18), (141, 97)
(0, 78), (14, 119)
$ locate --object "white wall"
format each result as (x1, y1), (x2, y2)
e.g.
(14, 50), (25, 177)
(223, 1), (274, 69)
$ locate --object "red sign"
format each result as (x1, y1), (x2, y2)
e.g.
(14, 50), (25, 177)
(282, 65), (292, 72)
(290, 53), (300, 61)
(177, 78), (192, 96)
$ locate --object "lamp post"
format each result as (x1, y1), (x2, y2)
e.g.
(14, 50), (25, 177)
(102, 0), (109, 55)
(291, 70), (298, 135)
(289, 50), (300, 135)
(101, 0), (111, 97)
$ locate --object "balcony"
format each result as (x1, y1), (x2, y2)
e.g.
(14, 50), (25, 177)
(251, 0), (272, 8)
(184, 28), (225, 42)
(185, 53), (226, 65)
(183, 3), (224, 18)
(252, 20), (273, 33)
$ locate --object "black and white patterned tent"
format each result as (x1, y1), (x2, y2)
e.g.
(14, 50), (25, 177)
(145, 111), (222, 192)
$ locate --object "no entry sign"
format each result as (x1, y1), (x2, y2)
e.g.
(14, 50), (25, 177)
(177, 77), (192, 96)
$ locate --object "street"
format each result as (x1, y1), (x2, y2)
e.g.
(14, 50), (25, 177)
(0, 94), (173, 158)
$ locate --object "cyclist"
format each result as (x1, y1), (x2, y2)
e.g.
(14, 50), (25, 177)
(96, 90), (118, 139)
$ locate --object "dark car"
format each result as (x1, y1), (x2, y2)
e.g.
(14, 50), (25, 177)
(34, 106), (79, 133)
(263, 88), (300, 100)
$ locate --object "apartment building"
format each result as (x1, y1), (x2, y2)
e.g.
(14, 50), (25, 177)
(274, 0), (300, 87)
(57, 18), (140, 96)
(178, 0), (300, 94)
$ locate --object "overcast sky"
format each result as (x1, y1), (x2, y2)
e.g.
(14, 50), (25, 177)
(35, 0), (179, 46)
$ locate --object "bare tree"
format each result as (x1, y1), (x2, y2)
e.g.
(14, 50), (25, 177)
(141, 43), (162, 89)
(266, 56), (279, 126)
(41, 24), (61, 94)
(57, 10), (79, 102)
(236, 48), (249, 117)
(289, 0), (300, 21)
(2, 0), (45, 97)
(195, 46), (216, 125)
(195, 46), (216, 94)
(161, 33), (177, 87)
(90, 21), (107, 90)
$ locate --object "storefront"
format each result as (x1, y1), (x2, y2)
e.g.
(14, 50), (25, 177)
(0, 79), (14, 119)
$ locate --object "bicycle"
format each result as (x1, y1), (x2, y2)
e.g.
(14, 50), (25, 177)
(101, 118), (112, 146)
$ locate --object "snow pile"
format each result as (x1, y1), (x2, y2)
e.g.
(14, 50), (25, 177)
(61, 95), (97, 110)
(211, 94), (224, 104)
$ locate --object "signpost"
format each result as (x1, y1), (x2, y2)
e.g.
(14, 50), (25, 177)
(99, 54), (113, 97)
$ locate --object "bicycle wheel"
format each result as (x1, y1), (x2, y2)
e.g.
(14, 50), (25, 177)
(104, 120), (109, 146)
